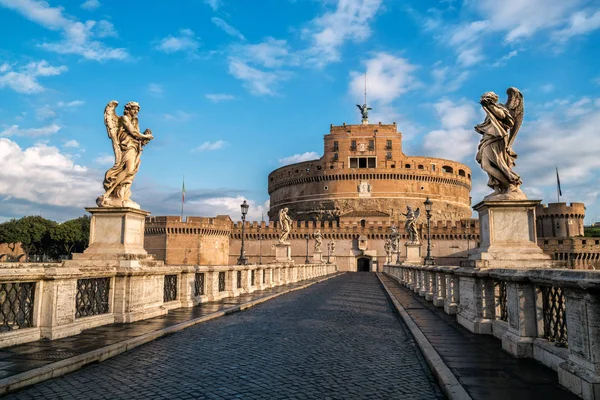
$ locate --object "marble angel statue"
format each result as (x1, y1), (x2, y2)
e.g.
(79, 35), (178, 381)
(475, 87), (525, 200)
(389, 224), (399, 252)
(402, 206), (420, 244)
(314, 229), (323, 253)
(97, 101), (154, 208)
(278, 207), (292, 244)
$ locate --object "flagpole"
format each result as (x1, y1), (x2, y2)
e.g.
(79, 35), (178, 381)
(181, 175), (185, 220)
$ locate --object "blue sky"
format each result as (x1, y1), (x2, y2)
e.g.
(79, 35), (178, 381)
(0, 0), (599, 223)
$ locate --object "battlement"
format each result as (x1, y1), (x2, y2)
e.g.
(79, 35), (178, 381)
(328, 123), (398, 135)
(536, 202), (586, 218)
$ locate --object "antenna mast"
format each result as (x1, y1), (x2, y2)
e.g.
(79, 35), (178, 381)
(364, 71), (367, 107)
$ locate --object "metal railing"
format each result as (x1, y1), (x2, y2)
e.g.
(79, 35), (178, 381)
(0, 282), (36, 331)
(163, 275), (177, 302)
(495, 280), (508, 322)
(194, 273), (205, 296)
(75, 278), (109, 318)
(218, 272), (226, 292)
(540, 285), (568, 347)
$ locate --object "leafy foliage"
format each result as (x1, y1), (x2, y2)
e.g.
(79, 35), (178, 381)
(584, 227), (600, 237)
(0, 215), (90, 260)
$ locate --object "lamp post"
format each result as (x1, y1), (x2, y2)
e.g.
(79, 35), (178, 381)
(304, 234), (310, 264)
(395, 236), (401, 264)
(424, 197), (435, 265)
(237, 200), (249, 265)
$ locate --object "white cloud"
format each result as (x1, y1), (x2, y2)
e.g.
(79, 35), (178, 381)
(541, 83), (555, 93)
(228, 58), (289, 96)
(0, 138), (98, 208)
(0, 123), (61, 137)
(278, 151), (320, 165)
(349, 53), (419, 105)
(81, 0), (100, 10)
(205, 93), (235, 102)
(554, 10), (600, 42)
(163, 110), (195, 122)
(0, 60), (67, 94)
(193, 140), (227, 152)
(430, 64), (469, 93)
(211, 17), (245, 41)
(0, 0), (129, 61)
(422, 99), (478, 162)
(204, 0), (222, 11)
(94, 154), (114, 165)
(302, 0), (383, 66)
(490, 50), (518, 67)
(155, 29), (200, 54)
(57, 100), (84, 108)
(148, 83), (163, 94)
(188, 196), (269, 222)
(64, 140), (79, 148)
(36, 105), (56, 120)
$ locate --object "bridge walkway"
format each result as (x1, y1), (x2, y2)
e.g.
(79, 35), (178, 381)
(5, 273), (444, 399)
(379, 273), (578, 400)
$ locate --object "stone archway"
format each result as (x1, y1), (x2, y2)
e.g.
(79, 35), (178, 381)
(357, 257), (371, 272)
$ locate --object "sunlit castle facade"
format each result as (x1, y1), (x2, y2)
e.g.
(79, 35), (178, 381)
(267, 121), (473, 224)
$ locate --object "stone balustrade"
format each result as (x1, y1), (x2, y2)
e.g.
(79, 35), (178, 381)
(383, 263), (600, 400)
(0, 262), (337, 349)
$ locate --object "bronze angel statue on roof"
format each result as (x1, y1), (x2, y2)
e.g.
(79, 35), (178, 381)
(475, 87), (526, 201)
(356, 103), (372, 120)
(96, 101), (154, 209)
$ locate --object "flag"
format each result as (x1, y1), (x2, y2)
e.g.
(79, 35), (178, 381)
(556, 168), (562, 196)
(182, 177), (186, 203)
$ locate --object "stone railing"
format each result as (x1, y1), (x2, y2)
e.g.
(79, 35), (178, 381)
(383, 263), (600, 400)
(0, 262), (337, 348)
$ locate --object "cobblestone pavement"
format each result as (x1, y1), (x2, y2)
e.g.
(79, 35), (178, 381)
(7, 273), (444, 400)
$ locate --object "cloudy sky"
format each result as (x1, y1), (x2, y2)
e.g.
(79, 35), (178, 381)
(0, 0), (599, 223)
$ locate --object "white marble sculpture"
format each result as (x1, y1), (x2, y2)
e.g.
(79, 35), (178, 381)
(314, 229), (323, 252)
(475, 87), (526, 201)
(402, 206), (421, 245)
(97, 101), (154, 209)
(278, 207), (292, 244)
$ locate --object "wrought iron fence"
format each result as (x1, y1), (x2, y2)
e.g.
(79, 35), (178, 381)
(494, 280), (508, 322)
(194, 273), (205, 296)
(237, 271), (242, 289)
(540, 286), (568, 347)
(0, 282), (36, 331)
(218, 272), (226, 292)
(164, 275), (178, 302)
(263, 269), (266, 284)
(75, 278), (110, 318)
(251, 270), (256, 286)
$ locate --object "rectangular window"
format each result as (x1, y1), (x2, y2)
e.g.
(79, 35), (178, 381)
(368, 158), (376, 168)
(386, 140), (392, 150)
(431, 164), (436, 171)
(351, 140), (357, 150)
(386, 152), (392, 160)
(333, 153), (338, 161)
(359, 158), (367, 168)
(333, 141), (339, 151)
(368, 140), (374, 151)
(350, 157), (358, 168)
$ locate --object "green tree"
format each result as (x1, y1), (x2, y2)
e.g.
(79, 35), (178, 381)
(16, 216), (57, 260)
(50, 216), (90, 257)
(0, 219), (23, 252)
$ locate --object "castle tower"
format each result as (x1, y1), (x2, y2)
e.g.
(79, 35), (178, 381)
(536, 202), (586, 238)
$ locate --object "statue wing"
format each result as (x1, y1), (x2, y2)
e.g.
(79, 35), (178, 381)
(505, 87), (524, 151)
(356, 104), (362, 111)
(415, 208), (421, 220)
(104, 100), (120, 164)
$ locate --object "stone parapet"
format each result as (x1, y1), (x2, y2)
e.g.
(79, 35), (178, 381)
(383, 263), (600, 399)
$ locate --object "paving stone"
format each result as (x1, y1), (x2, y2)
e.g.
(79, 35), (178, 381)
(6, 273), (443, 399)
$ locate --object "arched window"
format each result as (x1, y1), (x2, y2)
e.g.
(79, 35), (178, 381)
(458, 169), (466, 177)
(442, 165), (454, 173)
(418, 165), (424, 170)
(360, 219), (366, 228)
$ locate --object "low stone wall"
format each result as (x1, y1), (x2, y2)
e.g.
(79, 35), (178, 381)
(0, 261), (337, 348)
(383, 263), (600, 400)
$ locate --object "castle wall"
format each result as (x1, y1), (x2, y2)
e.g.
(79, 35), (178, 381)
(536, 202), (586, 238)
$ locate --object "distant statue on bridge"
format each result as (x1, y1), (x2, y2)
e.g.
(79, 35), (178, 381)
(389, 224), (399, 252)
(314, 230), (323, 253)
(328, 240), (336, 256)
(98, 100), (154, 209)
(278, 208), (292, 245)
(384, 238), (392, 262)
(402, 206), (421, 245)
(475, 87), (526, 201)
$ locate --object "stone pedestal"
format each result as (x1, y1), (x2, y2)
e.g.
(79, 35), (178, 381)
(403, 243), (423, 265)
(467, 200), (552, 269)
(327, 255), (336, 264)
(313, 252), (322, 263)
(79, 207), (149, 258)
(275, 243), (292, 263)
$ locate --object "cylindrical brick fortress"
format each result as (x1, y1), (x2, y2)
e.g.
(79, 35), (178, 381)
(268, 123), (472, 222)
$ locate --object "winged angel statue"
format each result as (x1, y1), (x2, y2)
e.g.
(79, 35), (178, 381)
(475, 88), (526, 200)
(96, 101), (154, 209)
(402, 206), (421, 245)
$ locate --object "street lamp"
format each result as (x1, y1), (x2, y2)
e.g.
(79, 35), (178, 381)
(304, 234), (310, 264)
(424, 197), (435, 265)
(237, 200), (249, 265)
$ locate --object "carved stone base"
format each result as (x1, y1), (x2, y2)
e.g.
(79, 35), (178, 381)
(80, 207), (149, 258)
(467, 200), (552, 269)
(274, 243), (292, 263)
(402, 243), (423, 265)
(313, 252), (322, 263)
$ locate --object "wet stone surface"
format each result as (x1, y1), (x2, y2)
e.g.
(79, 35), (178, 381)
(8, 273), (443, 399)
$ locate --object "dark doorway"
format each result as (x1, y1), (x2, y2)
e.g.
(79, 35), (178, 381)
(357, 257), (370, 272)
